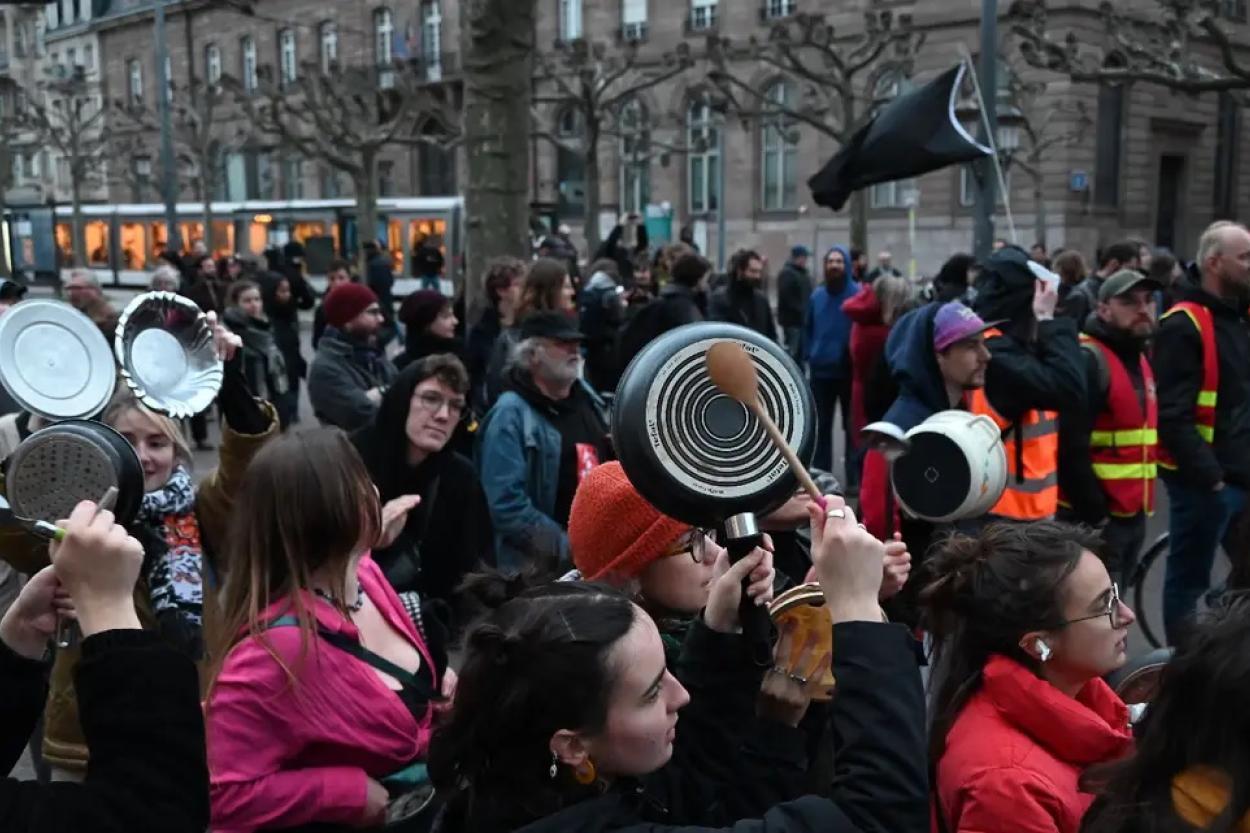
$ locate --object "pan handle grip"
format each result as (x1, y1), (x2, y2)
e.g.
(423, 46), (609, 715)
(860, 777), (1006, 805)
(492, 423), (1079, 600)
(724, 533), (774, 668)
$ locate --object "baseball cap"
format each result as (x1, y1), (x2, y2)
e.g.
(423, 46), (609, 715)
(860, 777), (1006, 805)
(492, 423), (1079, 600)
(1098, 269), (1163, 302)
(933, 301), (1005, 352)
(0, 279), (27, 302)
(520, 311), (585, 342)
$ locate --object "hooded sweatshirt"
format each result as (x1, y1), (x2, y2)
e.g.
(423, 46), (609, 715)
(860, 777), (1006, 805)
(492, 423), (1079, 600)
(803, 245), (859, 379)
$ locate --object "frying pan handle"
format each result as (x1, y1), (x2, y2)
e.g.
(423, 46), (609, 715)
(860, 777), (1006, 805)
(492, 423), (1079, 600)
(723, 514), (774, 668)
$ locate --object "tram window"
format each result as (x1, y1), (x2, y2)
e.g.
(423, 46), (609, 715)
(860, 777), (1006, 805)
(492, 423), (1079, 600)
(409, 219), (447, 255)
(247, 223), (267, 256)
(211, 221), (234, 258)
(292, 221), (327, 244)
(85, 221), (110, 266)
(387, 219), (403, 274)
(149, 222), (169, 258)
(120, 223), (147, 269)
(55, 223), (72, 266)
(180, 222), (205, 254)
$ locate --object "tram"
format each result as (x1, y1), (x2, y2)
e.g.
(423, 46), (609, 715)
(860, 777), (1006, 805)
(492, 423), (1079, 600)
(19, 196), (462, 287)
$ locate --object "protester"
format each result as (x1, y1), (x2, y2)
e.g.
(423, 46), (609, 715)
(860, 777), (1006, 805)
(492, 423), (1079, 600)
(970, 246), (1085, 522)
(1053, 249), (1088, 304)
(1155, 222), (1250, 644)
(1030, 242), (1052, 268)
(843, 274), (912, 445)
(931, 253), (977, 304)
(477, 312), (610, 569)
(923, 521), (1135, 833)
(364, 240), (399, 349)
(0, 501), (210, 832)
(148, 264), (180, 292)
(275, 240), (317, 312)
(804, 245), (859, 480)
(261, 273), (306, 429)
(397, 289), (461, 371)
(866, 250), (902, 281)
(618, 252), (709, 372)
(627, 251), (656, 308)
(850, 248), (868, 282)
(1147, 248), (1183, 311)
(595, 216), (649, 287)
(224, 280), (291, 421)
(1081, 595), (1250, 832)
(484, 258), (578, 408)
(313, 258), (356, 349)
(63, 268), (104, 312)
(1057, 270), (1162, 589)
(1060, 240), (1142, 325)
(414, 243), (446, 292)
(308, 282), (399, 431)
(709, 249), (777, 340)
(467, 257), (525, 413)
(578, 259), (628, 393)
(652, 241), (695, 288)
(427, 494), (927, 833)
(206, 429), (449, 832)
(777, 245), (813, 362)
(182, 254), (230, 315)
(354, 354), (494, 626)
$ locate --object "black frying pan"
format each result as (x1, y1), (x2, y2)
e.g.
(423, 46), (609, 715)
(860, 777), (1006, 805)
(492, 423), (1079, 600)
(613, 322), (816, 662)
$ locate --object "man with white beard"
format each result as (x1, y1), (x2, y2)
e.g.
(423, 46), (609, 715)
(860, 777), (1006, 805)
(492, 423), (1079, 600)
(477, 311), (611, 569)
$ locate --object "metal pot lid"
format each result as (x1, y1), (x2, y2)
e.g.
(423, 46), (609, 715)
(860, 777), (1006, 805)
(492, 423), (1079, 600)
(114, 291), (222, 419)
(0, 299), (117, 420)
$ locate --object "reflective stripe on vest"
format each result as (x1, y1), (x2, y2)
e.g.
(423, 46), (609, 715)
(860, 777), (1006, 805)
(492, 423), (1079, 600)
(966, 356), (1059, 520)
(1157, 302), (1219, 469)
(1079, 335), (1158, 517)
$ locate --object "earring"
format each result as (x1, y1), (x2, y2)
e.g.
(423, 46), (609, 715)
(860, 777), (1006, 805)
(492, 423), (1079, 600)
(549, 752), (558, 780)
(573, 759), (597, 786)
(1035, 639), (1052, 663)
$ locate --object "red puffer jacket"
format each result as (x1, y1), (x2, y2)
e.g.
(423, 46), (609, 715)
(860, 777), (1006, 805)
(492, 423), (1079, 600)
(934, 654), (1133, 833)
(841, 285), (890, 437)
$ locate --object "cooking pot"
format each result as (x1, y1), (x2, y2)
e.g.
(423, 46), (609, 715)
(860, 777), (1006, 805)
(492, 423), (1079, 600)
(890, 410), (1007, 523)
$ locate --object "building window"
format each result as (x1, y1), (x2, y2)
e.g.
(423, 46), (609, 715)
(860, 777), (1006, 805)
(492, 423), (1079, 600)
(1094, 81), (1123, 208)
(555, 107), (585, 217)
(278, 29), (297, 87)
(1214, 92), (1240, 219)
(128, 59), (143, 102)
(320, 166), (341, 198)
(1222, 0), (1248, 21)
(418, 124), (456, 195)
(282, 156), (303, 200)
(66, 46), (75, 67)
(619, 98), (650, 214)
(82, 43), (92, 70)
(241, 36), (257, 93)
(763, 0), (795, 20)
(421, 2), (442, 82)
(687, 97), (720, 214)
(559, 0), (583, 42)
(959, 166), (1008, 207)
(375, 8), (394, 66)
(622, 0), (647, 41)
(378, 159), (395, 197)
(760, 80), (797, 211)
(869, 74), (915, 208)
(257, 152), (276, 200)
(319, 21), (337, 73)
(690, 0), (717, 31)
(205, 44), (221, 85)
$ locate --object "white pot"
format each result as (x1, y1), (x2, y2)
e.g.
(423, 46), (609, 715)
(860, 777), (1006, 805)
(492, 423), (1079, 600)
(889, 410), (1008, 523)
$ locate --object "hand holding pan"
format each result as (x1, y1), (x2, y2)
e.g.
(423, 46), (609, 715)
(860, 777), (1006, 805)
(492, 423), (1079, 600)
(114, 291), (223, 419)
(52, 487), (118, 648)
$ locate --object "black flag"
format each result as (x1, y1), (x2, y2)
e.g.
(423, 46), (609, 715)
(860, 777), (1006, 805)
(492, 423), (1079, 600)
(808, 63), (993, 211)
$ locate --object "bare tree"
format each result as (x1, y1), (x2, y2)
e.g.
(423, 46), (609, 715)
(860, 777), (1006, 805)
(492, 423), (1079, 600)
(1011, 0), (1250, 93)
(463, 0), (536, 304)
(23, 71), (108, 267)
(533, 38), (692, 254)
(705, 9), (926, 252)
(228, 59), (457, 269)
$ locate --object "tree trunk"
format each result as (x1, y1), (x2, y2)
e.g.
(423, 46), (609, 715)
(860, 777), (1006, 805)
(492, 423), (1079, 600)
(1031, 168), (1047, 249)
(849, 191), (868, 255)
(583, 125), (602, 256)
(70, 187), (86, 269)
(462, 0), (535, 317)
(202, 163), (216, 254)
(356, 152), (379, 277)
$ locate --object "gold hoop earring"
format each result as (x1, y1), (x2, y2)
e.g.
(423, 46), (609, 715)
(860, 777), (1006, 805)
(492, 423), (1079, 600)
(573, 758), (597, 785)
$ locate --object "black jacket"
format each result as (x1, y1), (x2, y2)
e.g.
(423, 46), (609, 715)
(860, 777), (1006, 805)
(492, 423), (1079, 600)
(708, 282), (777, 342)
(1058, 274), (1104, 326)
(434, 621), (927, 833)
(617, 284), (705, 373)
(367, 253), (398, 348)
(1155, 278), (1250, 490)
(776, 261), (812, 328)
(0, 630), (209, 833)
(467, 308), (504, 413)
(1057, 317), (1151, 524)
(980, 317), (1086, 420)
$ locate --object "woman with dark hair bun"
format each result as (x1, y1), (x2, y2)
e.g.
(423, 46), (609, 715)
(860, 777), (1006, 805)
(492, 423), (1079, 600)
(1081, 595), (1250, 833)
(428, 495), (928, 833)
(921, 520), (1136, 833)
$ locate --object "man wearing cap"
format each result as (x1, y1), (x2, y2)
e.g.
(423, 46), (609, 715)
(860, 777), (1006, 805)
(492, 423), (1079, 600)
(1057, 269), (1162, 589)
(307, 282), (397, 431)
(477, 311), (611, 569)
(777, 245), (813, 362)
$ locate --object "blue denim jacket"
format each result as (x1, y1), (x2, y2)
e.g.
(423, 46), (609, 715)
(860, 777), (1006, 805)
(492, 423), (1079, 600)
(476, 381), (607, 570)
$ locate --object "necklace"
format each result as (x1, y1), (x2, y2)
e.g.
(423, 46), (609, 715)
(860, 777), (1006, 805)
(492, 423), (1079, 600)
(314, 581), (366, 613)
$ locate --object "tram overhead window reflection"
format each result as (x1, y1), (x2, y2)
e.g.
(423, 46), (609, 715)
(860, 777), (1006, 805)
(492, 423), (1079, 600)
(85, 221), (110, 266)
(55, 223), (72, 266)
(120, 223), (148, 269)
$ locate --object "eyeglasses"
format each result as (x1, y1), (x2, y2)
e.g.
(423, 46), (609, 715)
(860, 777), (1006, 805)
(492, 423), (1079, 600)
(1057, 583), (1128, 629)
(662, 528), (718, 564)
(413, 391), (468, 421)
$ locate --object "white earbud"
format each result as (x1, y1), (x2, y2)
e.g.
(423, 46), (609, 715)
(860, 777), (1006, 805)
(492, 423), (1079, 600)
(1035, 639), (1052, 662)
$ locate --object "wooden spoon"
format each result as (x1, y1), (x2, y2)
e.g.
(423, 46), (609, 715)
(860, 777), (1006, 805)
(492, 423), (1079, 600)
(705, 341), (827, 511)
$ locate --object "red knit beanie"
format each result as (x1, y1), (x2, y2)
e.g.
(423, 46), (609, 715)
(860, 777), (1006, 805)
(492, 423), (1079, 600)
(569, 462), (690, 581)
(323, 282), (379, 329)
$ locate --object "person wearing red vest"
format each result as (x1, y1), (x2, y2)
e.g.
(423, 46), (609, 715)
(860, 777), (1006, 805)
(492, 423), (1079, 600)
(1057, 269), (1163, 589)
(1155, 223), (1250, 644)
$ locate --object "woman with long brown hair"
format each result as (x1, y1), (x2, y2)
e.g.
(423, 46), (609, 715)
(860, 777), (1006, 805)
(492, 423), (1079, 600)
(205, 429), (447, 832)
(484, 258), (578, 407)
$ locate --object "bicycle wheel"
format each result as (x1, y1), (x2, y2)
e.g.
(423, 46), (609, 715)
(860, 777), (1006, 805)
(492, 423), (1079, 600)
(1131, 532), (1169, 649)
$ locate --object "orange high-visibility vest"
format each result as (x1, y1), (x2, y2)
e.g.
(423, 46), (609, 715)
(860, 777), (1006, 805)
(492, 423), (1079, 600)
(966, 329), (1060, 520)
(1080, 335), (1158, 516)
(1157, 302), (1218, 470)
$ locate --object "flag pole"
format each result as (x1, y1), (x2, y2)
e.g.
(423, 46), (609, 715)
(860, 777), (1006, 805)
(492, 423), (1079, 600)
(957, 46), (1018, 246)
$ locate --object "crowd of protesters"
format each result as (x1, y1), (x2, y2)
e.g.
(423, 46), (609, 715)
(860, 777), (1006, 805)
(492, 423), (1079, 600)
(0, 215), (1248, 833)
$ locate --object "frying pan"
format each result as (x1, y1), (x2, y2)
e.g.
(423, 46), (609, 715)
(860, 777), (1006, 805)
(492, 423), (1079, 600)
(5, 420), (145, 529)
(614, 322), (816, 663)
